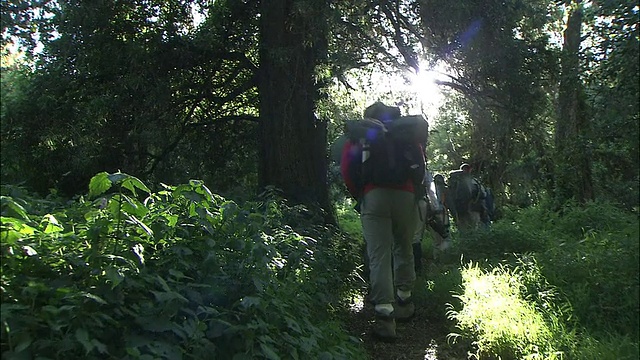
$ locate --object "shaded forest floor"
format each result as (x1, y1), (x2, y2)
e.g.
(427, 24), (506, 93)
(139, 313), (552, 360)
(344, 261), (472, 360)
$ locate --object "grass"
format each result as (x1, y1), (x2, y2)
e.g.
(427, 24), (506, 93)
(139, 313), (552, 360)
(447, 263), (558, 359)
(444, 202), (638, 359)
(335, 198), (639, 360)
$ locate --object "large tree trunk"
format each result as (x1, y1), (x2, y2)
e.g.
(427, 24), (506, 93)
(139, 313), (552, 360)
(555, 0), (594, 205)
(258, 0), (334, 222)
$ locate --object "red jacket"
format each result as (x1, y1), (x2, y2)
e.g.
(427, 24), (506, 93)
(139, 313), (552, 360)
(340, 141), (419, 199)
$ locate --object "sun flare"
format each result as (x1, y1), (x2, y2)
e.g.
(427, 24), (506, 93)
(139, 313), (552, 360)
(408, 67), (446, 118)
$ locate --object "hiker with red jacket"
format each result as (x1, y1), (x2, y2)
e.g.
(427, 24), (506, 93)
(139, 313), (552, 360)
(340, 102), (427, 341)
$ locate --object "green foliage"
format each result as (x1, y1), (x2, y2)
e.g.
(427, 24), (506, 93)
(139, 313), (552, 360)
(1, 0), (260, 197)
(452, 214), (548, 261)
(444, 201), (639, 359)
(1, 173), (365, 359)
(585, 0), (640, 211)
(334, 200), (362, 241)
(449, 262), (558, 359)
(541, 203), (640, 337)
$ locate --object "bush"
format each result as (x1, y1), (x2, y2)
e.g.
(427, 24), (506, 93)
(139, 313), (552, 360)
(1, 172), (366, 359)
(445, 201), (639, 359)
(539, 202), (640, 338)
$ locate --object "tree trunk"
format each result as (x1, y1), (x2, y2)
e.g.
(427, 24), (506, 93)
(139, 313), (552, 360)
(555, 0), (594, 205)
(258, 0), (334, 222)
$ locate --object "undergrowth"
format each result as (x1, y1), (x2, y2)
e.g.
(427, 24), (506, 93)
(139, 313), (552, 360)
(1, 172), (366, 359)
(443, 201), (639, 359)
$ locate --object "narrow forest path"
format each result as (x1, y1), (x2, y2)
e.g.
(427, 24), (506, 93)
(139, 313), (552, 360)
(344, 262), (472, 360)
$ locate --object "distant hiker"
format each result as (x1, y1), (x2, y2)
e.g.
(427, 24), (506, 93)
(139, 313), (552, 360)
(339, 101), (427, 341)
(430, 173), (452, 256)
(413, 171), (451, 269)
(447, 163), (487, 231)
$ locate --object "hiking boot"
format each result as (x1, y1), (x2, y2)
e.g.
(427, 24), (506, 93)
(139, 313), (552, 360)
(372, 312), (396, 341)
(394, 296), (415, 322)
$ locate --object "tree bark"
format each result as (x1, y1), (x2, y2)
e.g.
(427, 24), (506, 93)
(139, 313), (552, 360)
(258, 0), (334, 223)
(555, 0), (594, 205)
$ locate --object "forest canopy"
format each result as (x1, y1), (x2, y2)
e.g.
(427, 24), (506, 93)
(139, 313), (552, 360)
(1, 0), (637, 213)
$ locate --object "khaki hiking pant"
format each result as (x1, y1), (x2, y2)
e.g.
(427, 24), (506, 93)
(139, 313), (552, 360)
(413, 197), (428, 244)
(361, 188), (418, 305)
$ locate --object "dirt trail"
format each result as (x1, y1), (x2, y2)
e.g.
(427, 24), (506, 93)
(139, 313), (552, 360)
(346, 302), (468, 360)
(344, 265), (471, 359)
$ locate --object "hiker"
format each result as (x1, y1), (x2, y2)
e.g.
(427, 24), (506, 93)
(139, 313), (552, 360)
(460, 164), (490, 228)
(447, 163), (487, 231)
(339, 101), (427, 341)
(413, 171), (451, 269)
(429, 173), (452, 257)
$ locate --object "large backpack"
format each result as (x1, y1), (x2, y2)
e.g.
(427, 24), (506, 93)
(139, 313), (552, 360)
(344, 115), (428, 197)
(447, 169), (474, 216)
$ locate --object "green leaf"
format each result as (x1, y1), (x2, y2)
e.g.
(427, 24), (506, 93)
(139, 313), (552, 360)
(260, 343), (281, 360)
(181, 190), (204, 203)
(126, 347), (141, 357)
(105, 266), (125, 288)
(150, 290), (189, 303)
(18, 223), (36, 236)
(75, 328), (93, 354)
(1, 196), (29, 220)
(1, 216), (37, 244)
(148, 341), (182, 360)
(42, 214), (64, 233)
(121, 194), (148, 217)
(81, 292), (108, 305)
(168, 269), (186, 279)
(125, 333), (153, 349)
(107, 172), (128, 185)
(164, 214), (178, 227)
(285, 316), (302, 334)
(155, 275), (171, 292)
(1, 216), (24, 229)
(14, 334), (32, 353)
(91, 339), (107, 354)
(127, 214), (153, 237)
(121, 176), (151, 196)
(88, 172), (112, 198)
(191, 180), (215, 202)
(206, 319), (231, 338)
(240, 296), (261, 309)
(135, 316), (175, 332)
